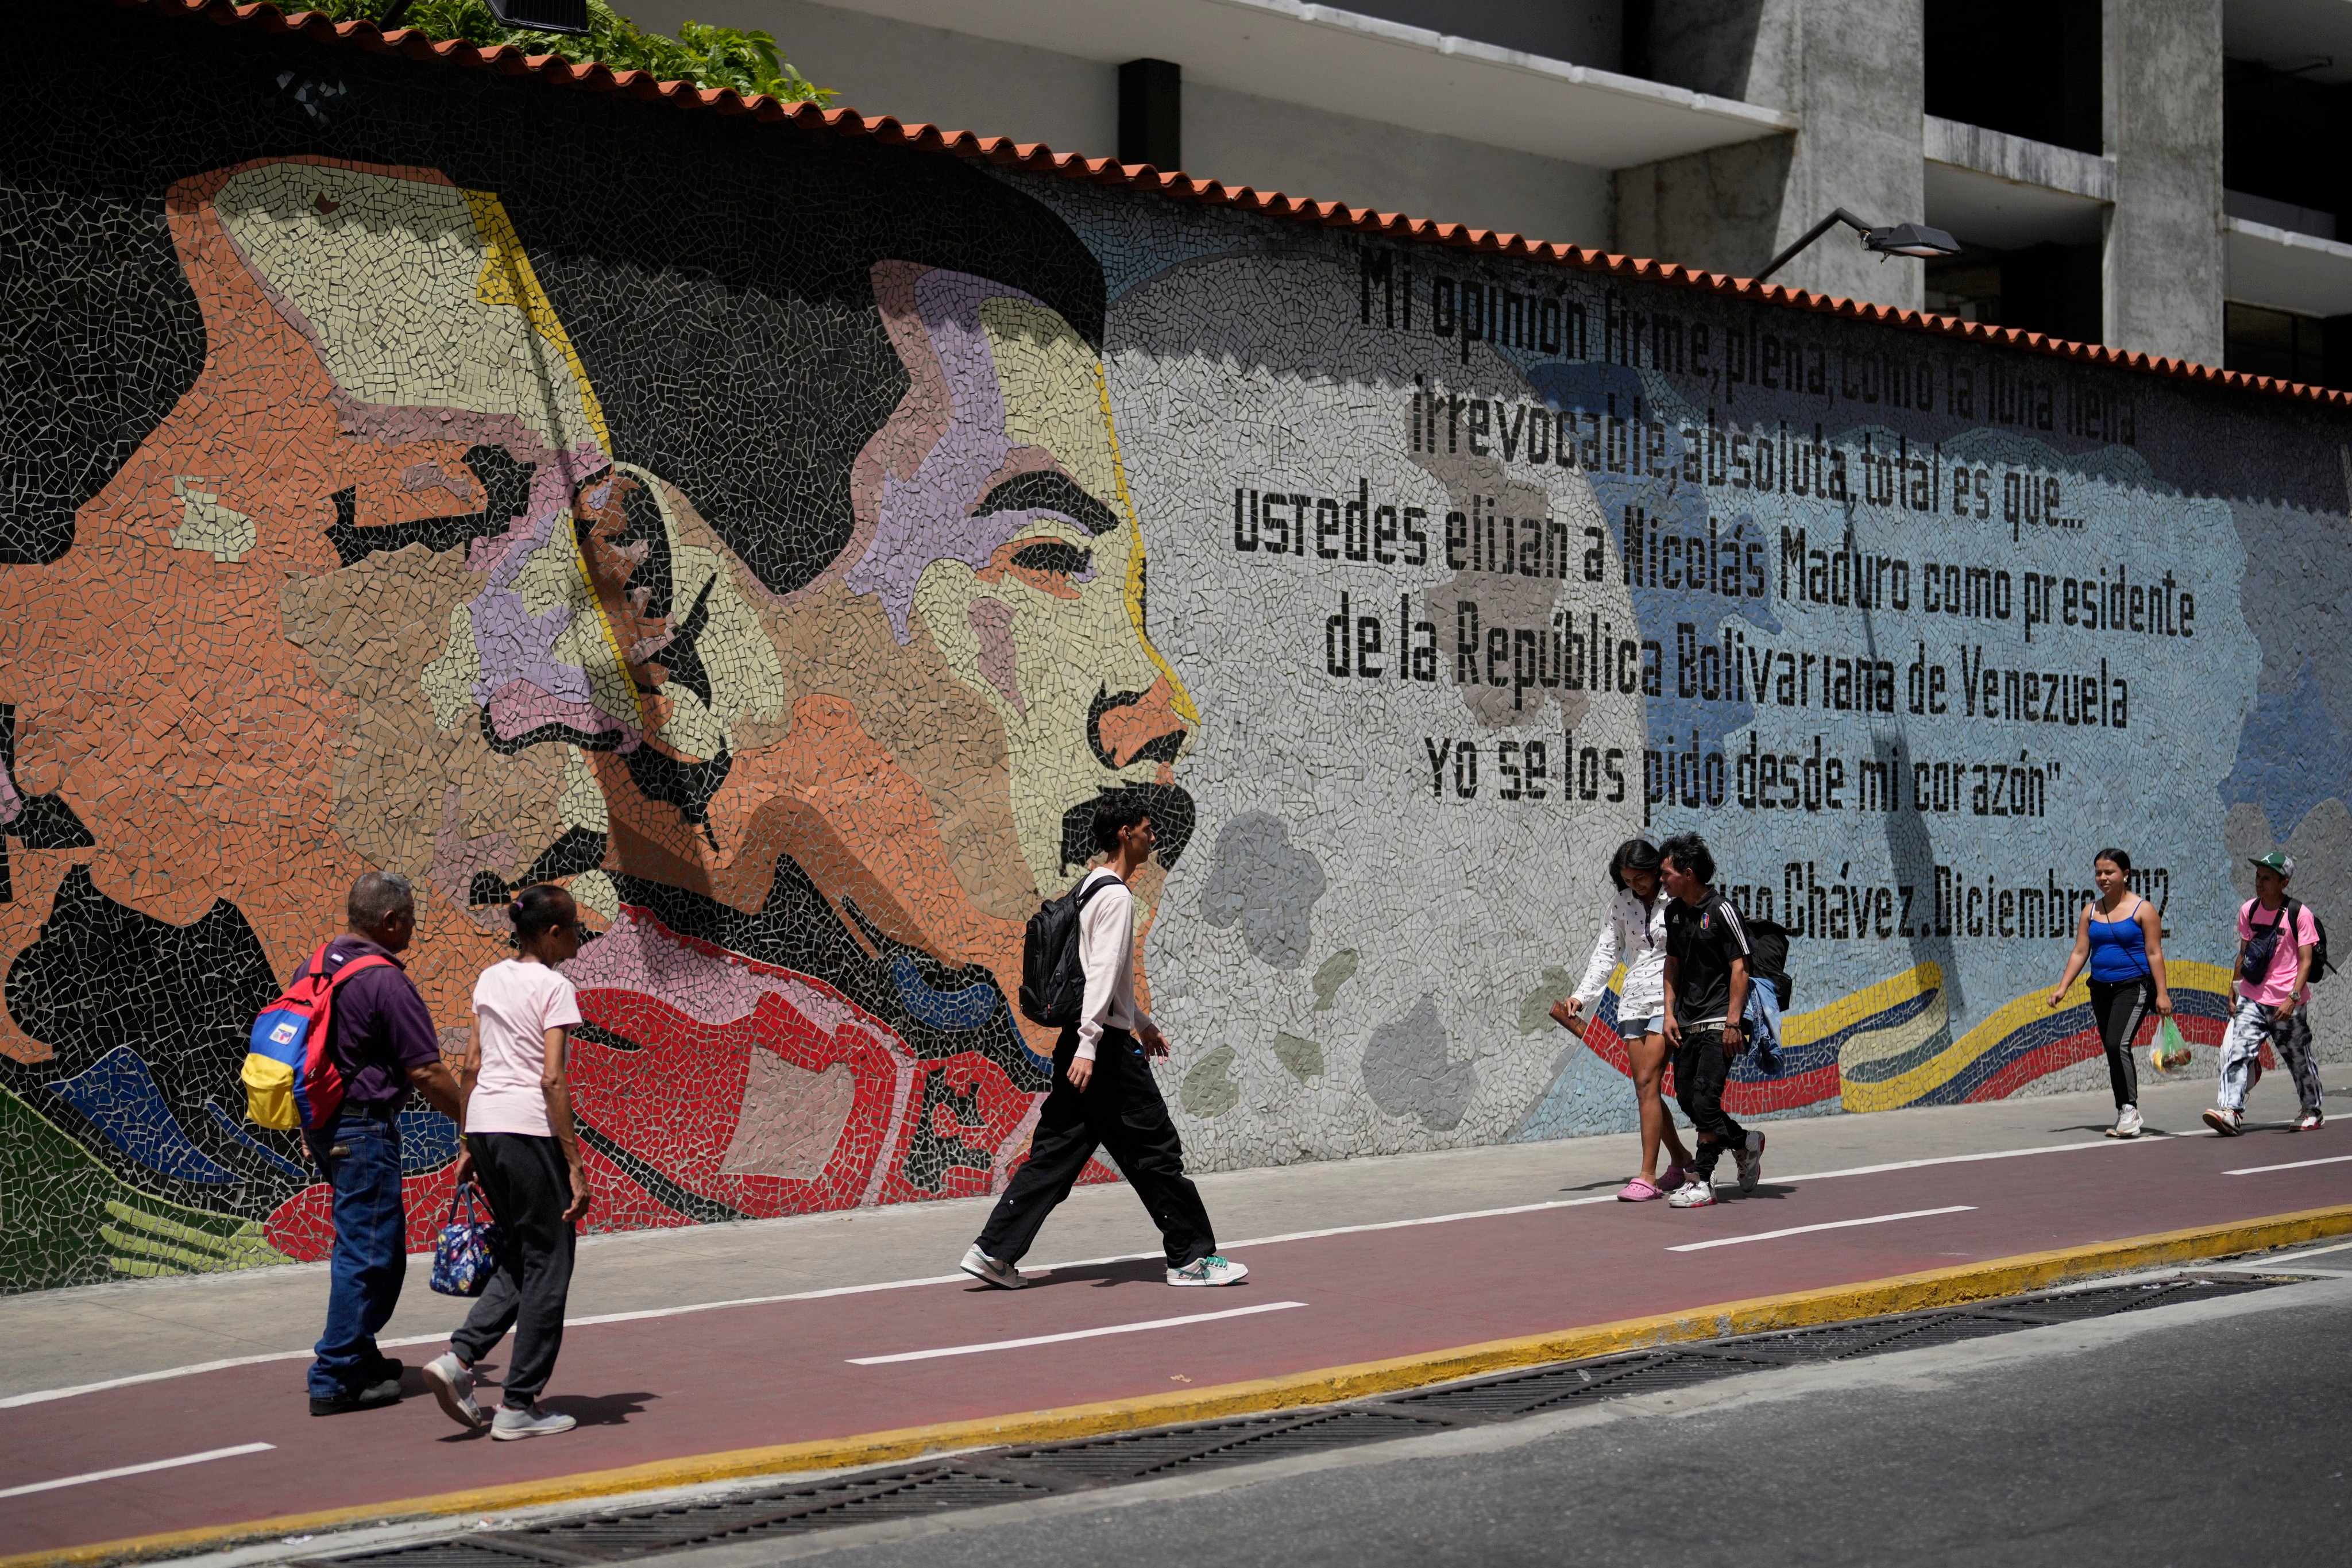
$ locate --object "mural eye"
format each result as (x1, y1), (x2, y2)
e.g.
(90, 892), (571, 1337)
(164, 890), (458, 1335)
(1009, 540), (1091, 577)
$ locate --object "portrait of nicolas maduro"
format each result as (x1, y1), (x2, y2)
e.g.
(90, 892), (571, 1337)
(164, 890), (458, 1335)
(0, 120), (1198, 1290)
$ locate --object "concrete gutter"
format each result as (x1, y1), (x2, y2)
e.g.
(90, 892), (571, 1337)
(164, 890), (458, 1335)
(1921, 115), (2114, 250)
(1924, 115), (2115, 202)
(2224, 216), (2352, 317)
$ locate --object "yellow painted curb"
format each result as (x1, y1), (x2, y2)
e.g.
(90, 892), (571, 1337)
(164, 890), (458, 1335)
(14, 1200), (2350, 1568)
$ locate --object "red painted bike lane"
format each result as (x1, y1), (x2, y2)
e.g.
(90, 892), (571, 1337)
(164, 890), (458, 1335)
(3, 1129), (2345, 1556)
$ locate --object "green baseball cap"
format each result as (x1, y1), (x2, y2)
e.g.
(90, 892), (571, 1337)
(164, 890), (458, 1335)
(2248, 851), (2295, 876)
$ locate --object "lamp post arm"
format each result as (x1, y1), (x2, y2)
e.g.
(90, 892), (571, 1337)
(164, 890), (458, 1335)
(1755, 207), (1875, 285)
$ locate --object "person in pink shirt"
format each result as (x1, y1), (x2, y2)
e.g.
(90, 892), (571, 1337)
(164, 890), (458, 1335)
(2206, 852), (2325, 1136)
(421, 884), (592, 1438)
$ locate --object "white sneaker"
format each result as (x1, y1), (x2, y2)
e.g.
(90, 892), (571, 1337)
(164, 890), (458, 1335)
(2203, 1107), (2245, 1137)
(1733, 1130), (1767, 1194)
(2108, 1105), (2144, 1139)
(491, 1404), (577, 1441)
(2297, 1111), (2325, 1131)
(421, 1351), (486, 1430)
(1167, 1254), (1249, 1286)
(959, 1244), (1027, 1290)
(1666, 1179), (1717, 1208)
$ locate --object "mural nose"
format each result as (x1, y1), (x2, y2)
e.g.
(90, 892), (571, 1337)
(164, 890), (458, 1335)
(1089, 677), (1189, 769)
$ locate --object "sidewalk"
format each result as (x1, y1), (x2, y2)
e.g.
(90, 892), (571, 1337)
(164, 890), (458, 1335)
(2, 1072), (2347, 1565)
(0, 1072), (2336, 1401)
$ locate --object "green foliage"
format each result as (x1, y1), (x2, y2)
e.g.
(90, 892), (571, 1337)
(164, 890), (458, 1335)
(296, 0), (835, 103)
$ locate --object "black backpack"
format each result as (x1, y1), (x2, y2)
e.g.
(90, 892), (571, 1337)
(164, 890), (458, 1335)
(2246, 898), (2333, 986)
(1019, 872), (1121, 1026)
(1733, 909), (1794, 1075)
(1739, 912), (1795, 1010)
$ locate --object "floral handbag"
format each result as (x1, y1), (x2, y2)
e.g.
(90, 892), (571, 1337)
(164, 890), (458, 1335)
(430, 1181), (501, 1297)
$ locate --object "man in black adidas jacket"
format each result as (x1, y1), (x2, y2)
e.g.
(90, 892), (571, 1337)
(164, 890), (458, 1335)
(1659, 833), (1767, 1208)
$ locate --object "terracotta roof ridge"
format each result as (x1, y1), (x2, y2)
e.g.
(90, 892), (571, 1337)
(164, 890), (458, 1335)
(119, 0), (2350, 408)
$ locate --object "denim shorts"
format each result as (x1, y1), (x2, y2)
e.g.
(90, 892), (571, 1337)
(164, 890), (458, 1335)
(1631, 1014), (1666, 1038)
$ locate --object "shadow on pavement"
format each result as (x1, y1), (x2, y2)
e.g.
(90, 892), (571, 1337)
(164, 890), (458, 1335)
(1040, 1258), (1170, 1289)
(544, 1390), (658, 1426)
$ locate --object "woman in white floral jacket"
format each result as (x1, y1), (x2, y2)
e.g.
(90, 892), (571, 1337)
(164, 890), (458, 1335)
(1555, 839), (1693, 1200)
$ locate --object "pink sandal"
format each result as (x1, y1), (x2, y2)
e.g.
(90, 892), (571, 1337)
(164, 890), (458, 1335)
(1658, 1163), (1689, 1193)
(1617, 1176), (1664, 1202)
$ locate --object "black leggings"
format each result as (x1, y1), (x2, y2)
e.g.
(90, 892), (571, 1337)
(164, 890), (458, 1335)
(2087, 976), (2151, 1110)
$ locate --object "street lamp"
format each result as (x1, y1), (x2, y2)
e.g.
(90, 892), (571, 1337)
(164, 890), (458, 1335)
(1755, 208), (1961, 285)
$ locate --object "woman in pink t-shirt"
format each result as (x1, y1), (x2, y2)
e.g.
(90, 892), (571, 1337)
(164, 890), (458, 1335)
(420, 885), (590, 1439)
(2206, 852), (2326, 1136)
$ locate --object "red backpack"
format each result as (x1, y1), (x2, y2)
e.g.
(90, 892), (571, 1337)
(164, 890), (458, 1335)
(241, 943), (393, 1131)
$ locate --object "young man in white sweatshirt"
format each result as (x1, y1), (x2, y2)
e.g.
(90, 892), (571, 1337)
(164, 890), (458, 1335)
(961, 800), (1246, 1289)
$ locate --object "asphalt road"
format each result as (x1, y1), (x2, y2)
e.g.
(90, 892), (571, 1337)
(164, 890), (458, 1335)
(729, 1261), (2352, 1568)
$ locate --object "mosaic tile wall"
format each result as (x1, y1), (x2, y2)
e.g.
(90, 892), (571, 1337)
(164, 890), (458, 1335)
(5, 7), (2350, 1290)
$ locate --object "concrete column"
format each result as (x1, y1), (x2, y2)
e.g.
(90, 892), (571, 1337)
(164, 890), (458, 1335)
(1615, 1), (1925, 311)
(2101, 0), (2223, 364)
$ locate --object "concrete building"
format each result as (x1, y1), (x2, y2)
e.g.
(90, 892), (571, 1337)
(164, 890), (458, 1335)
(623, 0), (2352, 378)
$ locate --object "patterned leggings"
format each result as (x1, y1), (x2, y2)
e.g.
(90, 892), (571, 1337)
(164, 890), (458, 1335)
(2217, 996), (2324, 1117)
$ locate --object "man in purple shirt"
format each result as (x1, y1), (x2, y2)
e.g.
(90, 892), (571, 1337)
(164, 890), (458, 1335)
(304, 872), (465, 1416)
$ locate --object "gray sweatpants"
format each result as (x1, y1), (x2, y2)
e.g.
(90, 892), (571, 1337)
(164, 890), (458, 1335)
(2216, 996), (2324, 1118)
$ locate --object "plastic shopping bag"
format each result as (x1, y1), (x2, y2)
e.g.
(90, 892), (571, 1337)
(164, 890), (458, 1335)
(430, 1182), (500, 1297)
(2148, 1017), (2194, 1076)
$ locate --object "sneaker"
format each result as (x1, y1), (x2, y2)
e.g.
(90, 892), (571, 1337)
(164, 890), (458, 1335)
(1617, 1176), (1664, 1202)
(422, 1351), (487, 1430)
(1167, 1254), (1249, 1286)
(959, 1243), (1026, 1290)
(308, 1374), (401, 1417)
(2297, 1111), (2326, 1131)
(2108, 1105), (2144, 1139)
(491, 1404), (577, 1441)
(1733, 1131), (1766, 1194)
(1666, 1179), (1717, 1208)
(1656, 1163), (1688, 1193)
(2203, 1107), (2245, 1137)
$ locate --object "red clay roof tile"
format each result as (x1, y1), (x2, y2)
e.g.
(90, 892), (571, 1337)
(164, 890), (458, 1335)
(119, 0), (2350, 408)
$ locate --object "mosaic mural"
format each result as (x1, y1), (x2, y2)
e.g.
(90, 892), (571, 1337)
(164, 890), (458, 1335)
(5, 6), (2351, 1290)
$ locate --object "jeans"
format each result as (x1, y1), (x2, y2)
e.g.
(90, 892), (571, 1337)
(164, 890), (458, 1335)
(304, 1114), (407, 1400)
(451, 1133), (577, 1408)
(975, 1026), (1215, 1269)
(1673, 1027), (1749, 1180)
(2218, 995), (2324, 1117)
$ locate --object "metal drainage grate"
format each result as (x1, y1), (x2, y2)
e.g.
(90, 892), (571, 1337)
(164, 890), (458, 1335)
(999, 1407), (1447, 1481)
(314, 1550), (556, 1568)
(1709, 1310), (2027, 1362)
(302, 1270), (2306, 1567)
(1395, 1349), (1787, 1417)
(1982, 1275), (2287, 1322)
(496, 1470), (1047, 1559)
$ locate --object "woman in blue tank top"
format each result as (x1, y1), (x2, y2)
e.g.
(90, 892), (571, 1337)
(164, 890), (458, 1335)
(2048, 848), (2172, 1138)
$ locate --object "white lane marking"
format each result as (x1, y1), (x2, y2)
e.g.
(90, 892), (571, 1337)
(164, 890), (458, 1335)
(0, 1442), (274, 1501)
(2224, 1154), (2352, 1176)
(1665, 1206), (1976, 1253)
(0, 1276), (971, 1411)
(848, 1301), (1308, 1365)
(0, 1132), (2181, 1409)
